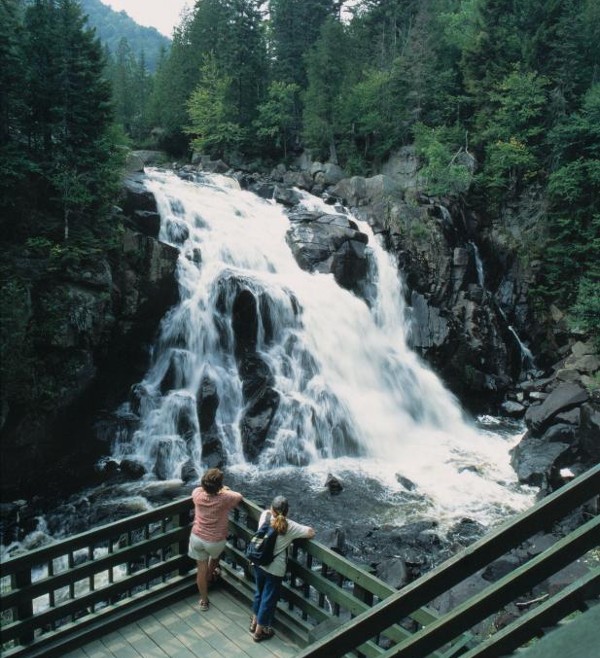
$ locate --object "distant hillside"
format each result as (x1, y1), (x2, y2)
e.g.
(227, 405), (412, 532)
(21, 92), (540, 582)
(79, 0), (171, 72)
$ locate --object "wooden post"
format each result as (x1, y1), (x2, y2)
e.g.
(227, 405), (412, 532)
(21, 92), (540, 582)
(14, 567), (34, 646)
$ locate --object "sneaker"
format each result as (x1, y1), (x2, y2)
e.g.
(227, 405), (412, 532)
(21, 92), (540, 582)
(199, 599), (209, 611)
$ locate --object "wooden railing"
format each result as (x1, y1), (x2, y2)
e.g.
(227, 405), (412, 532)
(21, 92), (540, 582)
(294, 463), (600, 658)
(0, 498), (194, 658)
(1, 464), (598, 658)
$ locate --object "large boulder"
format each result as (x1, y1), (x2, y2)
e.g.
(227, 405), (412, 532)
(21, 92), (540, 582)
(286, 210), (369, 296)
(510, 432), (572, 487)
(525, 383), (589, 434)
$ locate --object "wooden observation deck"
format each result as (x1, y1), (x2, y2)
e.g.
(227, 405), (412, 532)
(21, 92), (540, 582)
(1, 464), (599, 658)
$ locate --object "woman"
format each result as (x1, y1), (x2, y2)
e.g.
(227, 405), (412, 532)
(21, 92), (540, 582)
(250, 495), (315, 641)
(188, 468), (242, 611)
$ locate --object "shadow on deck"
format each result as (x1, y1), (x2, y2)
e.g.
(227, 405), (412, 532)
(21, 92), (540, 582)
(62, 585), (300, 658)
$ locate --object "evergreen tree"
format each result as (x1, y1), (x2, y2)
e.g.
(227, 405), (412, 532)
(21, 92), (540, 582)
(14, 0), (120, 245)
(254, 81), (300, 159)
(303, 17), (350, 163)
(539, 83), (600, 310)
(149, 0), (268, 155)
(185, 53), (245, 158)
(0, 0), (33, 232)
(269, 0), (339, 88)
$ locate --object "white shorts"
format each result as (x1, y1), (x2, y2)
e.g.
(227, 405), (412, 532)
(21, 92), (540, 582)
(188, 533), (227, 562)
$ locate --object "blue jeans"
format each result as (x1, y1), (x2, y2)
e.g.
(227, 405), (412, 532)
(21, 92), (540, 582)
(252, 567), (283, 627)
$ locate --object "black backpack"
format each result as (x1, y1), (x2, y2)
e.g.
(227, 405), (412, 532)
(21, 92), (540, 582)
(245, 513), (279, 566)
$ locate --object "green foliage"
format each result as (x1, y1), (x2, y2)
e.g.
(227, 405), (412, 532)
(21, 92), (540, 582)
(303, 18), (350, 161)
(413, 123), (473, 196)
(535, 84), (600, 307)
(570, 275), (600, 350)
(185, 54), (246, 159)
(0, 277), (35, 407)
(106, 38), (154, 144)
(270, 0), (338, 87)
(476, 67), (548, 196)
(254, 81), (300, 159)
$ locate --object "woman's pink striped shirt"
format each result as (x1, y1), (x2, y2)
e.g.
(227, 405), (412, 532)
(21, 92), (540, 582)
(190, 487), (242, 542)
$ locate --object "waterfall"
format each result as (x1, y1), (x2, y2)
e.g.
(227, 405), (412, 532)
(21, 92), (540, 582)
(508, 325), (535, 372)
(468, 240), (534, 376)
(469, 241), (485, 288)
(112, 169), (532, 524)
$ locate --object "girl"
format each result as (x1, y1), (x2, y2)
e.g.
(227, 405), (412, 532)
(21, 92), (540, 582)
(250, 495), (315, 641)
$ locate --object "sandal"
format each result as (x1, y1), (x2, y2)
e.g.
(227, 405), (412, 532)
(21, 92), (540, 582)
(252, 627), (274, 642)
(249, 617), (257, 633)
(210, 566), (222, 583)
(199, 599), (209, 611)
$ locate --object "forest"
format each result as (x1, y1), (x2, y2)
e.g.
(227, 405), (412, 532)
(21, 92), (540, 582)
(1, 0), (599, 432)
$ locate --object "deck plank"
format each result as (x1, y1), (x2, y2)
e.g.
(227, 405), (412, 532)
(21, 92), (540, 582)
(99, 629), (143, 658)
(60, 588), (301, 658)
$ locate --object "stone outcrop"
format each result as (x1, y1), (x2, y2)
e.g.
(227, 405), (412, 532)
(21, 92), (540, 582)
(508, 339), (599, 490)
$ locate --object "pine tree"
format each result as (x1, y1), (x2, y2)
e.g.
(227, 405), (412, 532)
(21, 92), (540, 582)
(303, 17), (349, 163)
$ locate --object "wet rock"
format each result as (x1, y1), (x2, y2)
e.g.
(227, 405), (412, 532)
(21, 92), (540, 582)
(240, 388), (280, 461)
(197, 375), (219, 432)
(285, 210), (370, 296)
(446, 518), (486, 547)
(541, 423), (577, 445)
(121, 174), (158, 216)
(500, 400), (526, 418)
(524, 383), (588, 434)
(510, 433), (571, 486)
(396, 475), (417, 491)
(273, 185), (301, 206)
(579, 400), (600, 460)
(120, 458), (146, 479)
(126, 210), (161, 238)
(232, 290), (258, 358)
(201, 426), (227, 469)
(181, 460), (199, 483)
(129, 382), (156, 416)
(325, 473), (344, 495)
(376, 557), (409, 589)
(319, 527), (346, 555)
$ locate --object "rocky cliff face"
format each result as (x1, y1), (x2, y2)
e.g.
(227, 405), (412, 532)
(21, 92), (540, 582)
(0, 172), (178, 499)
(256, 152), (525, 404)
(238, 151), (598, 483)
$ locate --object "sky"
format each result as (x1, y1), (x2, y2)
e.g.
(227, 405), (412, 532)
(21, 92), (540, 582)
(101, 1), (194, 38)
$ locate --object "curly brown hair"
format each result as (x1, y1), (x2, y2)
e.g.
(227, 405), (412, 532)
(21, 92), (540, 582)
(201, 468), (224, 495)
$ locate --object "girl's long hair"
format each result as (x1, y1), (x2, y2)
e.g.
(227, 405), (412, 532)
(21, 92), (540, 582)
(271, 495), (289, 534)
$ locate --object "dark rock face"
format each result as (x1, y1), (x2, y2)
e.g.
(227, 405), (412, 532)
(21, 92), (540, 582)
(509, 339), (597, 488)
(0, 174), (178, 500)
(579, 402), (600, 460)
(238, 353), (280, 462)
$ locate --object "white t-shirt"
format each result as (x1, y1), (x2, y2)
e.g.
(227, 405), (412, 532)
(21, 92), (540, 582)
(257, 510), (313, 577)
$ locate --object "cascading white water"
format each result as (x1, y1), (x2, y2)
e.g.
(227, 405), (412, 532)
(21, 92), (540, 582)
(113, 169), (533, 526)
(469, 240), (486, 288)
(508, 326), (535, 371)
